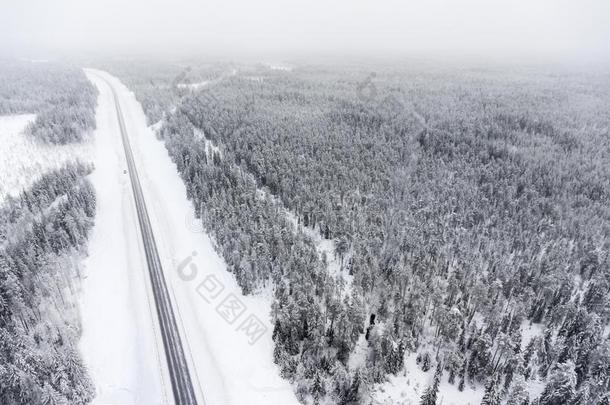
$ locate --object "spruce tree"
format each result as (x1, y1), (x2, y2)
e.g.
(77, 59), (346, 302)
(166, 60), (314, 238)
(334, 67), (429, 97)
(480, 376), (500, 405)
(420, 363), (442, 405)
(506, 375), (529, 405)
(539, 361), (577, 405)
(312, 371), (326, 400)
(340, 371), (361, 405)
(421, 352), (432, 372)
(458, 358), (467, 392)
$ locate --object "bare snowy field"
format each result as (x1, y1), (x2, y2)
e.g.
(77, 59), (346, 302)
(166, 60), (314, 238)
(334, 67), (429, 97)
(0, 114), (92, 202)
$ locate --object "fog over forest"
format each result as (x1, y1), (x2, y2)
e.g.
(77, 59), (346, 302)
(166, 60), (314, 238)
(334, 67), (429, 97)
(1, 0), (609, 62)
(1, 1), (610, 405)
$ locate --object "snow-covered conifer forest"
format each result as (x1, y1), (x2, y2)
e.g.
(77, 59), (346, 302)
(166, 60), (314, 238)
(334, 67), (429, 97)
(1, 60), (97, 404)
(102, 61), (610, 404)
(2, 48), (610, 405)
(0, 61), (97, 144)
(0, 162), (97, 403)
(2, 0), (610, 403)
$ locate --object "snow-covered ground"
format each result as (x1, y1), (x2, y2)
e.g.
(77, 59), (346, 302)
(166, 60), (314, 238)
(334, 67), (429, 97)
(79, 72), (169, 405)
(521, 320), (544, 350)
(80, 69), (298, 405)
(176, 81), (209, 90)
(371, 353), (484, 405)
(0, 114), (91, 202)
(367, 318), (548, 403)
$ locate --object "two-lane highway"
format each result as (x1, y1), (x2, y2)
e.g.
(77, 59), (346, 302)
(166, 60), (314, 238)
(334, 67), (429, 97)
(96, 73), (200, 405)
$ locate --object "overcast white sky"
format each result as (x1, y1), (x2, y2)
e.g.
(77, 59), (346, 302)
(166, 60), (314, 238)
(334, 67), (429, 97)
(1, 0), (609, 62)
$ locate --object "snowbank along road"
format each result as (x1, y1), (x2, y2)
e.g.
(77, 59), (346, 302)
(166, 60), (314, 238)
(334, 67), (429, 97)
(90, 72), (199, 405)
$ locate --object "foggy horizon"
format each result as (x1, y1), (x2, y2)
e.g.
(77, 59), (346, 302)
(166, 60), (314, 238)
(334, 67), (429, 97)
(2, 0), (609, 65)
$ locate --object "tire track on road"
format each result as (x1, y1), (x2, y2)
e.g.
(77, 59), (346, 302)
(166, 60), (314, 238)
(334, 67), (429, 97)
(96, 73), (200, 405)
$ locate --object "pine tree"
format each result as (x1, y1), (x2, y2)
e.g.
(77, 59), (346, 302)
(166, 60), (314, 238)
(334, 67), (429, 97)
(447, 352), (462, 385)
(506, 375), (529, 405)
(421, 351), (432, 372)
(420, 363), (442, 405)
(539, 361), (577, 405)
(312, 371), (326, 400)
(569, 382), (591, 405)
(382, 334), (405, 374)
(599, 393), (610, 405)
(589, 340), (610, 393)
(458, 358), (467, 391)
(480, 376), (500, 405)
(340, 371), (361, 405)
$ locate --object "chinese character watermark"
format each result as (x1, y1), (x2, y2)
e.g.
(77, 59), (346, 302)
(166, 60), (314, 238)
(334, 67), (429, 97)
(185, 215), (205, 234)
(355, 71), (432, 132)
(237, 314), (268, 345)
(172, 66), (193, 89)
(216, 293), (247, 324)
(176, 251), (268, 345)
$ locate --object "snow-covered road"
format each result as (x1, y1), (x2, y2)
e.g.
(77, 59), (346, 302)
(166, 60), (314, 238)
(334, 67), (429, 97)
(79, 70), (298, 405)
(79, 72), (170, 405)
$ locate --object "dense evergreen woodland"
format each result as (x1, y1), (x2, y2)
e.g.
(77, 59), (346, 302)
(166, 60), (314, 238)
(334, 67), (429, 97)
(120, 62), (610, 404)
(102, 60), (230, 124)
(0, 162), (96, 404)
(0, 60), (97, 144)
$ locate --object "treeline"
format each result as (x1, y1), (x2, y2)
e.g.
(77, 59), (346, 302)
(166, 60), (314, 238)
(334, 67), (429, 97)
(136, 63), (609, 404)
(0, 162), (96, 404)
(160, 113), (365, 403)
(103, 60), (231, 124)
(0, 60), (97, 144)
